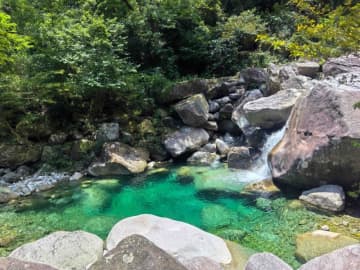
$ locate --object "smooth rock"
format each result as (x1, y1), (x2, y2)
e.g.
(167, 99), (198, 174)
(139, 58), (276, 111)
(106, 214), (232, 265)
(96, 123), (120, 142)
(174, 94), (209, 127)
(245, 252), (293, 270)
(0, 258), (57, 270)
(243, 88), (306, 129)
(209, 101), (221, 113)
(270, 82), (360, 189)
(164, 127), (209, 157)
(299, 185), (345, 212)
(295, 62), (320, 78)
(215, 139), (230, 156)
(90, 234), (187, 270)
(89, 142), (149, 176)
(10, 231), (104, 270)
(200, 143), (217, 153)
(227, 147), (251, 169)
(299, 244), (360, 270)
(187, 151), (220, 166)
(295, 230), (359, 262)
(202, 121), (218, 131)
(323, 53), (360, 77)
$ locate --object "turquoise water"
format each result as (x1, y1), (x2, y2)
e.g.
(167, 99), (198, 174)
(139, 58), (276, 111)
(0, 166), (334, 267)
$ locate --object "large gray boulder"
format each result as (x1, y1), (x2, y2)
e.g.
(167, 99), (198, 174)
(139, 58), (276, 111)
(164, 127), (209, 157)
(244, 253), (292, 270)
(88, 142), (149, 176)
(299, 185), (345, 212)
(243, 88), (306, 129)
(0, 144), (42, 169)
(266, 63), (297, 95)
(183, 257), (224, 270)
(0, 258), (57, 270)
(9, 231), (104, 270)
(174, 94), (209, 127)
(323, 53), (360, 77)
(299, 244), (360, 270)
(106, 214), (232, 265)
(90, 234), (187, 270)
(270, 81), (360, 189)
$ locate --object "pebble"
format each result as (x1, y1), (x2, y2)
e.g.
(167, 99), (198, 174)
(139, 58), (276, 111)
(321, 225), (330, 231)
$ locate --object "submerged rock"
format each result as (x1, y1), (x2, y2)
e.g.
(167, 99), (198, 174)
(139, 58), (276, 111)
(174, 94), (209, 127)
(270, 81), (360, 189)
(299, 244), (360, 270)
(9, 231), (104, 270)
(106, 214), (232, 265)
(295, 230), (359, 262)
(89, 142), (149, 176)
(164, 127), (209, 157)
(245, 252), (293, 270)
(90, 234), (187, 270)
(299, 185), (345, 212)
(241, 178), (280, 198)
(0, 257), (57, 270)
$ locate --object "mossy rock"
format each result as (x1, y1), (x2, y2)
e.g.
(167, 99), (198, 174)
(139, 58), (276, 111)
(0, 144), (42, 169)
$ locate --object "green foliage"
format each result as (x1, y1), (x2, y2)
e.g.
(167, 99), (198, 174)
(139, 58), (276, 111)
(258, 0), (360, 60)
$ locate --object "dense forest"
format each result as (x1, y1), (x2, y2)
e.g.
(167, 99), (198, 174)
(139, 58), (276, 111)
(0, 0), (359, 143)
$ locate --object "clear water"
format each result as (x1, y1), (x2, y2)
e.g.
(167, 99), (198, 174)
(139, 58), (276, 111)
(0, 166), (345, 268)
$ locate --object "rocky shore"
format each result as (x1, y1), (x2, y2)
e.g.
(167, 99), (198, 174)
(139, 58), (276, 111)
(0, 53), (360, 269)
(1, 214), (359, 270)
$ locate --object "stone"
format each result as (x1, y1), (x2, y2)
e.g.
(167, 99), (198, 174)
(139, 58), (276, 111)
(90, 234), (187, 270)
(241, 178), (281, 198)
(245, 252), (293, 270)
(266, 63), (297, 95)
(0, 144), (42, 169)
(215, 96), (231, 106)
(227, 147), (251, 169)
(160, 79), (209, 104)
(207, 77), (245, 99)
(270, 82), (360, 189)
(215, 139), (230, 156)
(200, 143), (217, 153)
(243, 88), (307, 129)
(219, 103), (234, 120)
(232, 89), (263, 132)
(295, 230), (359, 262)
(298, 244), (360, 270)
(202, 121), (218, 131)
(299, 185), (345, 212)
(0, 186), (19, 203)
(187, 151), (220, 166)
(323, 53), (360, 77)
(96, 123), (120, 142)
(295, 62), (320, 78)
(280, 75), (311, 91)
(164, 127), (209, 157)
(70, 172), (83, 181)
(174, 94), (209, 127)
(9, 231), (104, 270)
(242, 68), (268, 89)
(209, 101), (221, 113)
(2, 172), (20, 183)
(16, 165), (32, 178)
(183, 257), (224, 270)
(48, 132), (68, 145)
(106, 214), (232, 265)
(0, 258), (57, 270)
(89, 142), (149, 176)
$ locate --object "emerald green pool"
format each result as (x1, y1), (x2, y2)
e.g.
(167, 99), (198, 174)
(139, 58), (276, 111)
(0, 166), (341, 268)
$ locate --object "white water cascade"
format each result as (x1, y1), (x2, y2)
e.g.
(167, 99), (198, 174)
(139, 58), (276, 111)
(193, 126), (286, 192)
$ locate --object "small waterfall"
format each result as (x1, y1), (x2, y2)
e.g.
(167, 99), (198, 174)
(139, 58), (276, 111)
(229, 126), (286, 183)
